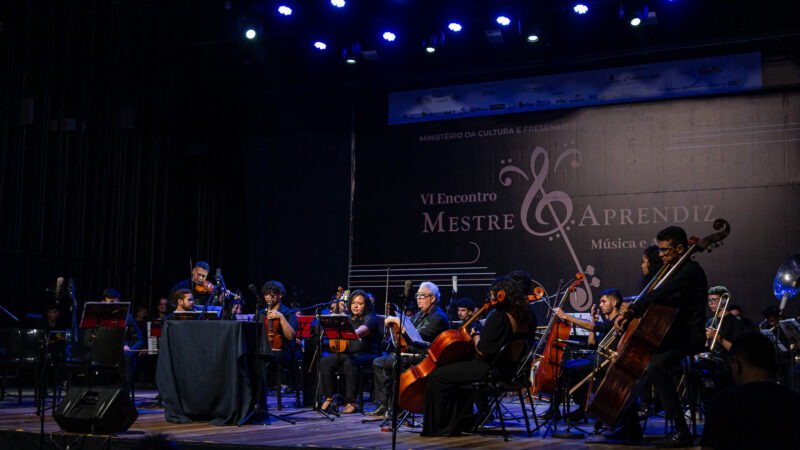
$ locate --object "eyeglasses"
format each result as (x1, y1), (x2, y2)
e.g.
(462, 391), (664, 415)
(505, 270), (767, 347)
(415, 293), (433, 299)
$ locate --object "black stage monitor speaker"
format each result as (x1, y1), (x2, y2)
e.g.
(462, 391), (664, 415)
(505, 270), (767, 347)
(54, 386), (138, 433)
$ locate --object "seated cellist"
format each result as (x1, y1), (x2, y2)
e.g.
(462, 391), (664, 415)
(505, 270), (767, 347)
(368, 281), (449, 418)
(420, 276), (533, 437)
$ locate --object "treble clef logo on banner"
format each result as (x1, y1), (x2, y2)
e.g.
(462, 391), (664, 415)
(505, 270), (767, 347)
(499, 145), (599, 311)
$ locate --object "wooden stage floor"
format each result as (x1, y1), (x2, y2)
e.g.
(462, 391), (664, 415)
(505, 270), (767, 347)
(0, 389), (703, 449)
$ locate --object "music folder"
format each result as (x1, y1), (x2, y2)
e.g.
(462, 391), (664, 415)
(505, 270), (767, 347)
(779, 319), (800, 346)
(318, 314), (359, 340)
(79, 302), (130, 328)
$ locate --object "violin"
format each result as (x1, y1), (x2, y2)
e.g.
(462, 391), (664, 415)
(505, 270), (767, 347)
(329, 287), (350, 353)
(264, 311), (283, 351)
(194, 280), (216, 294)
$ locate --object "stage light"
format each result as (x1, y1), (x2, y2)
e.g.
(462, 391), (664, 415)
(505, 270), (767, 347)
(245, 28), (257, 39)
(277, 5), (292, 16)
(331, 0), (345, 8)
(573, 4), (589, 15)
(382, 31), (396, 42)
(448, 22), (462, 32)
(526, 34), (539, 43)
(496, 16), (511, 26)
(425, 46), (436, 54)
(314, 41), (327, 50)
(630, 17), (642, 26)
(423, 32), (444, 54)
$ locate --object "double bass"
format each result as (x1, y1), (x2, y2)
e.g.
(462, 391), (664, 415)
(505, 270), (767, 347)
(588, 219), (730, 426)
(397, 290), (507, 413)
(530, 273), (585, 398)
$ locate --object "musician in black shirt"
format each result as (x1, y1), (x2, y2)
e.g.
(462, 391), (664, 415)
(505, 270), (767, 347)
(368, 281), (450, 418)
(421, 276), (532, 437)
(319, 290), (379, 414)
(619, 226), (707, 447)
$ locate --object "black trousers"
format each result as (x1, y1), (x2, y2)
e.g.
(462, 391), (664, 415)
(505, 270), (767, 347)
(421, 358), (491, 437)
(647, 347), (689, 429)
(372, 353), (423, 407)
(319, 352), (377, 400)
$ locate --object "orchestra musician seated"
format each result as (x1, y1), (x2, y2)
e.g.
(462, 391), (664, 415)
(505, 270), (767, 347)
(318, 289), (380, 414)
(257, 280), (298, 367)
(420, 276), (532, 437)
(454, 297), (482, 341)
(368, 281), (450, 418)
(551, 288), (624, 422)
(163, 289), (195, 319)
(700, 332), (800, 450)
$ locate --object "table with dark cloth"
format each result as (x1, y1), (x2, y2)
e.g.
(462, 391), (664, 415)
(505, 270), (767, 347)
(156, 320), (267, 426)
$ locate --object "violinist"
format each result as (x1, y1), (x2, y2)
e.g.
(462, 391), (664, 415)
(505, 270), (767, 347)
(369, 281), (449, 418)
(421, 276), (532, 437)
(257, 280), (298, 367)
(169, 261), (212, 306)
(318, 290), (379, 413)
(616, 226), (707, 447)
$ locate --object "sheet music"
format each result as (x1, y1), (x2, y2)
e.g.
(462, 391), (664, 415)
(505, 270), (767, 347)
(398, 314), (426, 346)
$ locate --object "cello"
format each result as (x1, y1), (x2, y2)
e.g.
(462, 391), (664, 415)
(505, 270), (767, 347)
(397, 289), (508, 413)
(530, 273), (585, 398)
(588, 219), (730, 427)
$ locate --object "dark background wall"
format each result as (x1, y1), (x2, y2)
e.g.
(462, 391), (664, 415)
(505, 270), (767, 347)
(1, 1), (798, 326)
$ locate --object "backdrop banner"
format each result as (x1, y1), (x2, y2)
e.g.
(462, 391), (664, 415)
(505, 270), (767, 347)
(352, 91), (800, 318)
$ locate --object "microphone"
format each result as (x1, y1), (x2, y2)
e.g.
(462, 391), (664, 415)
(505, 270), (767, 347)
(403, 280), (413, 302)
(452, 276), (458, 295)
(215, 268), (222, 284)
(55, 277), (64, 301)
(343, 289), (351, 301)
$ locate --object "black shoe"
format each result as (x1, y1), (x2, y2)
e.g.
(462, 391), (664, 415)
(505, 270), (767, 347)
(653, 429), (693, 448)
(603, 424), (643, 442)
(368, 405), (387, 416)
(536, 407), (561, 421)
(566, 408), (586, 423)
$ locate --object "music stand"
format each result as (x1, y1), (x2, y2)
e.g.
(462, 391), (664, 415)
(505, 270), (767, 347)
(779, 319), (800, 347)
(297, 315), (314, 339)
(80, 302), (131, 395)
(80, 302), (130, 329)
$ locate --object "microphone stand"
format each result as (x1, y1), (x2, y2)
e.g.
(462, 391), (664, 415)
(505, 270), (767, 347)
(197, 284), (220, 320)
(390, 293), (411, 450)
(279, 298), (346, 421)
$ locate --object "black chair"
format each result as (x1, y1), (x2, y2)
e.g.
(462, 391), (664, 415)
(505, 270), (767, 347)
(87, 327), (136, 402)
(468, 340), (538, 441)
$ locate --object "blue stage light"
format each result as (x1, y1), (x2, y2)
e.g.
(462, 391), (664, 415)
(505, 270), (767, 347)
(245, 28), (257, 39)
(331, 0), (345, 8)
(314, 41), (327, 50)
(630, 17), (642, 26)
(496, 16), (511, 26)
(382, 31), (396, 42)
(448, 22), (462, 32)
(573, 4), (589, 15)
(277, 5), (292, 16)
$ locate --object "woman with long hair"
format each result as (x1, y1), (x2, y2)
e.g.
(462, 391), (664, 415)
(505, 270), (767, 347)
(421, 276), (533, 437)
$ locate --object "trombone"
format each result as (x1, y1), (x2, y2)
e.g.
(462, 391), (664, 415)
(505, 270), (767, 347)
(708, 293), (731, 352)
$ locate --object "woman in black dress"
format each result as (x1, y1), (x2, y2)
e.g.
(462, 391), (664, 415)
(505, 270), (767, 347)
(319, 289), (379, 414)
(421, 276), (532, 436)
